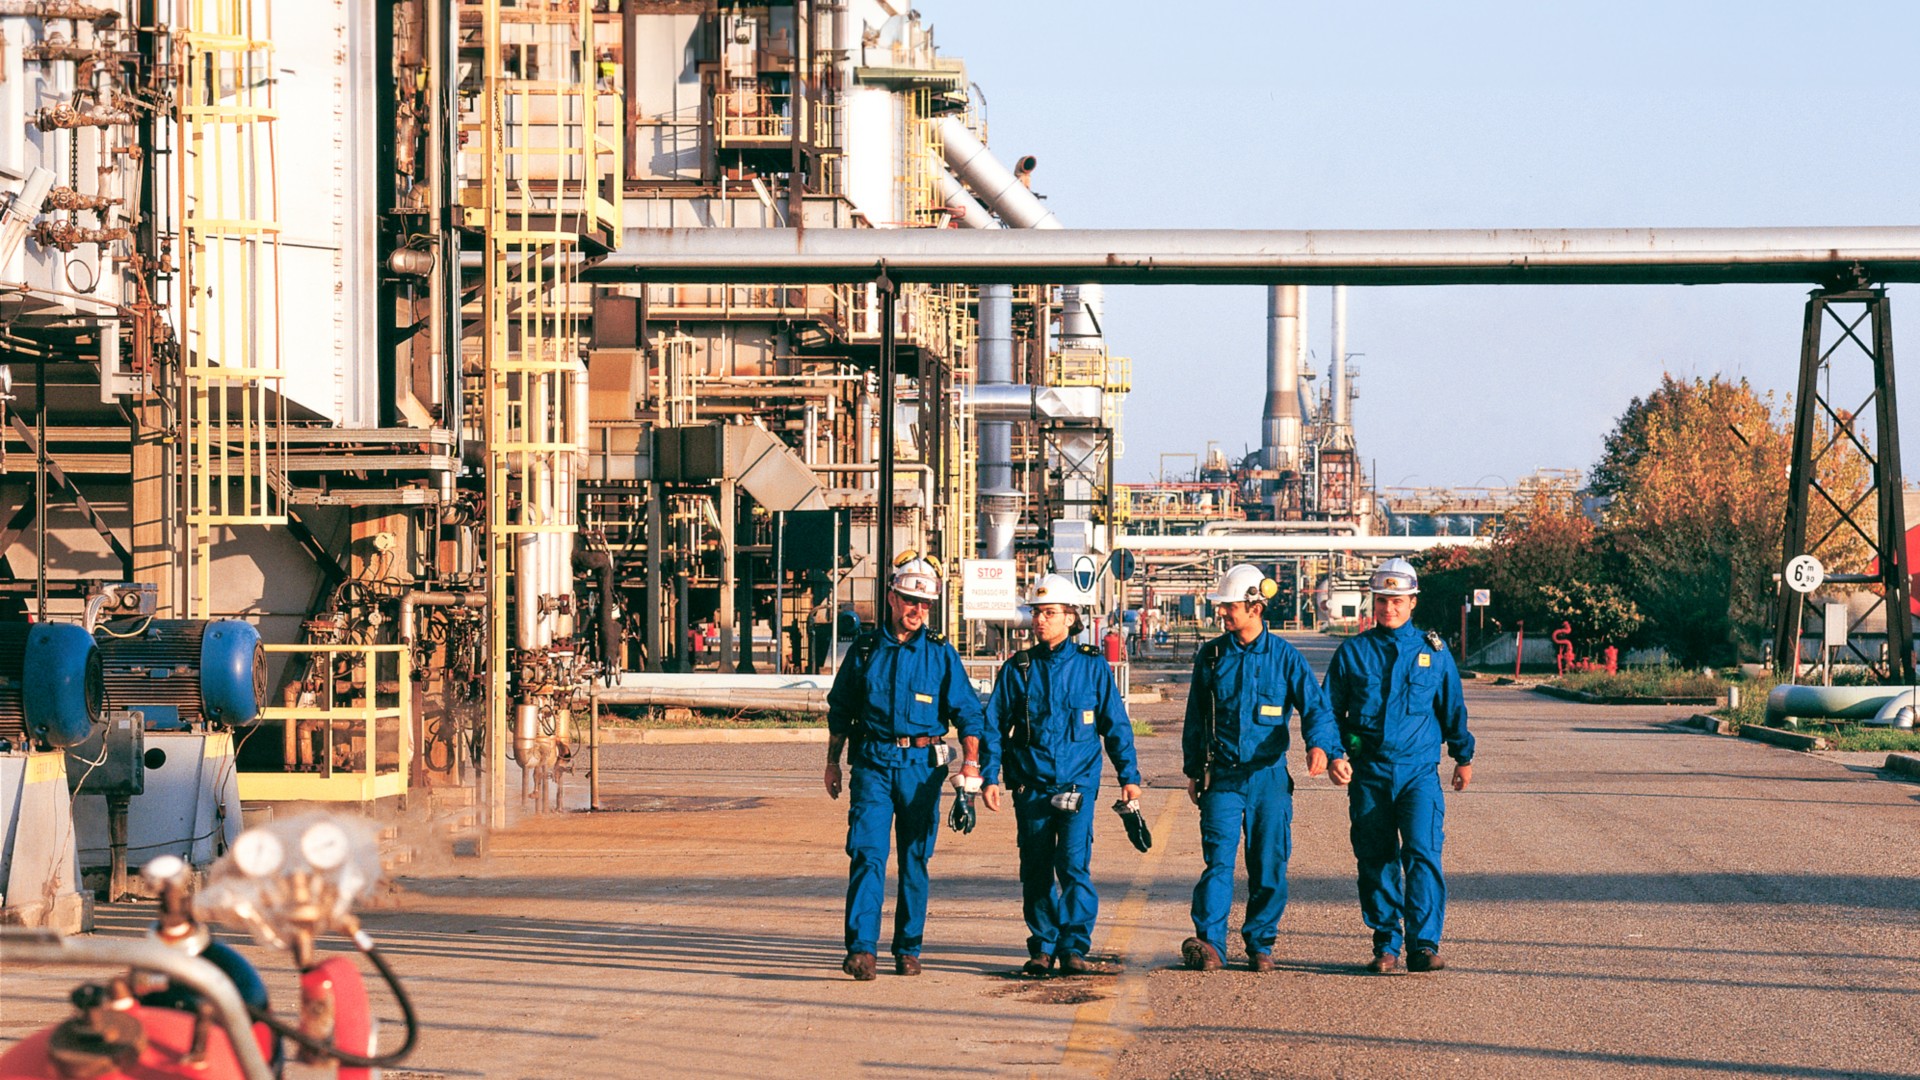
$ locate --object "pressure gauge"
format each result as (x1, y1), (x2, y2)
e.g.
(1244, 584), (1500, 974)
(141, 854), (188, 888)
(231, 829), (284, 878)
(300, 821), (352, 870)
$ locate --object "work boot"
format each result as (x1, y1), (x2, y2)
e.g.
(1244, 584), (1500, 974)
(1181, 937), (1223, 972)
(1020, 955), (1054, 979)
(842, 951), (877, 981)
(895, 954), (922, 977)
(1366, 952), (1403, 975)
(1248, 951), (1277, 973)
(1407, 949), (1446, 973)
(1056, 953), (1095, 976)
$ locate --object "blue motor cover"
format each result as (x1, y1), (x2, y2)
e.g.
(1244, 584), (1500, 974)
(23, 622), (103, 748)
(199, 620), (264, 725)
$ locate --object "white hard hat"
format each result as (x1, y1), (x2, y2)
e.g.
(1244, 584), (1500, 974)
(1206, 563), (1277, 604)
(1028, 573), (1086, 607)
(891, 550), (943, 601)
(1369, 557), (1420, 596)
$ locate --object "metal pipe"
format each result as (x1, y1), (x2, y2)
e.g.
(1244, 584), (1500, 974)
(963, 383), (1103, 421)
(978, 282), (1014, 501)
(584, 226), (1920, 286)
(1332, 284), (1349, 428)
(1764, 683), (1920, 727)
(1116, 534), (1487, 553)
(588, 686), (828, 713)
(1200, 520), (1357, 534)
(398, 590), (485, 647)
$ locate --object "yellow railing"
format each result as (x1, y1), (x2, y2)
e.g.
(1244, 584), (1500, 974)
(176, 0), (288, 617)
(240, 645), (411, 803)
(714, 89), (794, 145)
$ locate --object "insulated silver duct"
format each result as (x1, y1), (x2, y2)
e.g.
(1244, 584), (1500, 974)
(937, 116), (1104, 353)
(1263, 285), (1303, 471)
(936, 161), (1019, 561)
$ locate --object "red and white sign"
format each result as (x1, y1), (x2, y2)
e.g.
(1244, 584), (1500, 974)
(961, 559), (1020, 620)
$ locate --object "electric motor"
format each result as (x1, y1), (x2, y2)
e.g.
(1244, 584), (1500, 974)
(0, 622), (105, 749)
(94, 620), (266, 729)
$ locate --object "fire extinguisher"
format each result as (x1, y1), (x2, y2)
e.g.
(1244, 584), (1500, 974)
(0, 813), (417, 1080)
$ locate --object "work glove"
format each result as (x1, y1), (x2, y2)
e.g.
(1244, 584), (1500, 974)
(948, 790), (976, 834)
(1113, 798), (1152, 853)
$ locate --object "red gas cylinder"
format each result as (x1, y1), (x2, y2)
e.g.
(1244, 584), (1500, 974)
(1103, 629), (1124, 663)
(0, 1003), (261, 1080)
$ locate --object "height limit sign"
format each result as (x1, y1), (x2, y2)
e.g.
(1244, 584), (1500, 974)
(1784, 554), (1824, 594)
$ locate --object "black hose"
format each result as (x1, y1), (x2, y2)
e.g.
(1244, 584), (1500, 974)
(247, 944), (417, 1069)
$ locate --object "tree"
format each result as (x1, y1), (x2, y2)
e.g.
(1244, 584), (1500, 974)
(1538, 579), (1644, 659)
(1594, 374), (1869, 665)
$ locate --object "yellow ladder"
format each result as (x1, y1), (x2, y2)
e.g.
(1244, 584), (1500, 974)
(175, 0), (288, 617)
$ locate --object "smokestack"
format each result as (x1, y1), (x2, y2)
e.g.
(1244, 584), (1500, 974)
(1332, 284), (1349, 428)
(1262, 285), (1302, 471)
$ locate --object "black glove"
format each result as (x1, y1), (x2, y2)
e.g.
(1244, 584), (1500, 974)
(1113, 799), (1151, 853)
(947, 791), (976, 834)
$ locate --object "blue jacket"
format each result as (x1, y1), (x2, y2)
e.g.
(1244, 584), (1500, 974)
(1324, 622), (1474, 766)
(981, 639), (1142, 794)
(828, 627), (986, 769)
(1182, 629), (1340, 780)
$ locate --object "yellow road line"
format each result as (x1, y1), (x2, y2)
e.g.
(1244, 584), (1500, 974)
(1059, 790), (1187, 1076)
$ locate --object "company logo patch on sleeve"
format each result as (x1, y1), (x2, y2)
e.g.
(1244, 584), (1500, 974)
(1418, 654), (1431, 667)
(915, 693), (934, 704)
(1258, 704), (1285, 717)
(1082, 710), (1095, 724)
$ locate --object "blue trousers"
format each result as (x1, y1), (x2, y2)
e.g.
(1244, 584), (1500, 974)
(1191, 763), (1293, 959)
(1348, 759), (1447, 957)
(1013, 788), (1098, 959)
(844, 760), (944, 957)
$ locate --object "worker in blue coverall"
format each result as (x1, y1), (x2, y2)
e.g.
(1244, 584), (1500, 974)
(1323, 557), (1475, 975)
(825, 554), (989, 981)
(980, 573), (1142, 977)
(1180, 563), (1343, 973)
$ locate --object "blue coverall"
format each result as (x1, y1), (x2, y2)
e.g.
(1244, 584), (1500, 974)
(1324, 622), (1475, 959)
(1182, 629), (1341, 961)
(828, 627), (987, 959)
(981, 640), (1142, 961)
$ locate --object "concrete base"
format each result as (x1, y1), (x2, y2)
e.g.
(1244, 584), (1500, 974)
(1885, 752), (1920, 779)
(1739, 725), (1829, 752)
(0, 889), (92, 935)
(0, 752), (90, 933)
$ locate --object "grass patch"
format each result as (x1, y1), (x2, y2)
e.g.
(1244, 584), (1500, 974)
(1545, 667), (1725, 699)
(1790, 722), (1920, 752)
(1131, 719), (1157, 738)
(1714, 673), (1778, 731)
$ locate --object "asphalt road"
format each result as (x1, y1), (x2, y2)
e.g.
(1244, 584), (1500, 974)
(5, 633), (1917, 1079)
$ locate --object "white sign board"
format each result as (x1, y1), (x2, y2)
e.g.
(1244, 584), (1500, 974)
(1472, 589), (1491, 607)
(1823, 601), (1849, 649)
(1073, 554), (1099, 593)
(1784, 554), (1825, 594)
(961, 560), (1020, 620)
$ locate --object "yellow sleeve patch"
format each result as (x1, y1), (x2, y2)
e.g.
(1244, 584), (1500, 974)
(915, 693), (934, 704)
(1418, 654), (1431, 667)
(1082, 710), (1095, 724)
(1258, 704), (1285, 717)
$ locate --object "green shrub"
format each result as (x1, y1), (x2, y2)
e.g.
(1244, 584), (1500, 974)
(1548, 666), (1724, 699)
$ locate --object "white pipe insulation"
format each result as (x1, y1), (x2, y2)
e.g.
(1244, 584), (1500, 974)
(1115, 534), (1488, 554)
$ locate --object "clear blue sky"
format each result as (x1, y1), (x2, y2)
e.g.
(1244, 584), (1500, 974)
(929, 1), (1920, 488)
